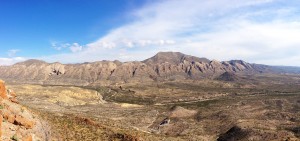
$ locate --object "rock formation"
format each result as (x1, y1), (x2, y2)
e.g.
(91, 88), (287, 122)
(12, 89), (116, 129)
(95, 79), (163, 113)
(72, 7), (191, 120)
(216, 72), (239, 81)
(0, 52), (280, 86)
(0, 80), (50, 140)
(0, 81), (7, 99)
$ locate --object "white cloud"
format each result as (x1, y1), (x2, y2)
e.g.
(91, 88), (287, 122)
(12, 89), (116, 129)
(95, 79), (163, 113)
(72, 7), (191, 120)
(69, 43), (83, 53)
(7, 49), (20, 57)
(0, 57), (26, 66)
(39, 0), (300, 66)
(51, 41), (84, 53)
(51, 41), (71, 50)
(177, 21), (300, 64)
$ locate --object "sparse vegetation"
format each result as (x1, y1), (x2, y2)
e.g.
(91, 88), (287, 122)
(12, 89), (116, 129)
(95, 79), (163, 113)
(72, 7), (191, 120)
(11, 134), (19, 141)
(5, 74), (300, 140)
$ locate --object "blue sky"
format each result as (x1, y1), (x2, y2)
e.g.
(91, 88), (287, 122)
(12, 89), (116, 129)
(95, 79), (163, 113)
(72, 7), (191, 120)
(0, 0), (146, 57)
(1, 0), (300, 66)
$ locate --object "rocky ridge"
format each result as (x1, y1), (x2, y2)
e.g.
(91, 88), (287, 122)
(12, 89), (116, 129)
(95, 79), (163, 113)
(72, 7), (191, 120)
(0, 52), (275, 86)
(0, 80), (50, 141)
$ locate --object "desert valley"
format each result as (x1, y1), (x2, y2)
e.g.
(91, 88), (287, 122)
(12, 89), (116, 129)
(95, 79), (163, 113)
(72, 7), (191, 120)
(0, 52), (300, 140)
(1, 1), (300, 140)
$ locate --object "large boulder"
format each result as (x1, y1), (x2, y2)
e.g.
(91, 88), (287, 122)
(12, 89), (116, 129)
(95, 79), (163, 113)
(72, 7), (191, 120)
(0, 80), (8, 99)
(15, 115), (35, 129)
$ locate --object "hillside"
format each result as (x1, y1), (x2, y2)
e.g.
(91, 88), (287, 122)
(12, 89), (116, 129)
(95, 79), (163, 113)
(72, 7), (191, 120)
(0, 52), (294, 86)
(0, 80), (50, 140)
(216, 72), (239, 81)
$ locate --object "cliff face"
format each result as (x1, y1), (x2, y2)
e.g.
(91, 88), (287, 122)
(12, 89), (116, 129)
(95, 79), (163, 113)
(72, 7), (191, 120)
(0, 52), (271, 85)
(0, 80), (51, 140)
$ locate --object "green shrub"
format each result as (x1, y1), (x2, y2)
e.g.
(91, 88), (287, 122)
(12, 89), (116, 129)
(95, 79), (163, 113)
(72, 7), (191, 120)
(11, 134), (19, 141)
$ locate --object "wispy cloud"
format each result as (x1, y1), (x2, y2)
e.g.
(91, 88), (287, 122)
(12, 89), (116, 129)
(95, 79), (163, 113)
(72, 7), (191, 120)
(9, 0), (300, 66)
(51, 41), (70, 50)
(0, 50), (25, 66)
(0, 57), (26, 66)
(51, 41), (84, 53)
(69, 43), (83, 53)
(7, 49), (20, 57)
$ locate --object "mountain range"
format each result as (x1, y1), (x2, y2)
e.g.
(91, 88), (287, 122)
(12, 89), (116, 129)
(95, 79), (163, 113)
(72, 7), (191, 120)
(0, 52), (299, 85)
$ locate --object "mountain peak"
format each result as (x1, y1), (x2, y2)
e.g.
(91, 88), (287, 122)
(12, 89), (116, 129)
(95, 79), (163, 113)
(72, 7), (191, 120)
(143, 51), (210, 64)
(15, 59), (47, 66)
(0, 51), (297, 85)
(156, 51), (184, 56)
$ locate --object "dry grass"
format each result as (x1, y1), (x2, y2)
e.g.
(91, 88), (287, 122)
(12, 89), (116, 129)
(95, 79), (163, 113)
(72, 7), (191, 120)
(8, 84), (100, 106)
(5, 74), (300, 140)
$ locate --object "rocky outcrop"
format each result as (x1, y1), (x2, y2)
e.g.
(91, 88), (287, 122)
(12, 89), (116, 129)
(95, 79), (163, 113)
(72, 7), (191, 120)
(0, 80), (7, 99)
(0, 52), (272, 85)
(216, 72), (239, 82)
(0, 80), (18, 103)
(0, 80), (50, 140)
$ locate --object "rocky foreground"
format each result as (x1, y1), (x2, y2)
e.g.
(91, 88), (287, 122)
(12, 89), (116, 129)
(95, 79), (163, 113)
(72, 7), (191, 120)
(0, 80), (50, 141)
